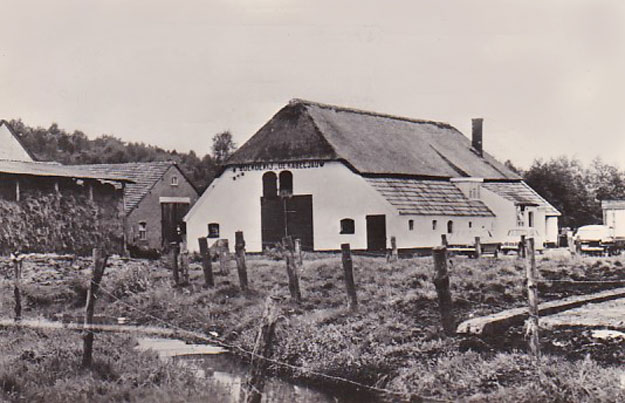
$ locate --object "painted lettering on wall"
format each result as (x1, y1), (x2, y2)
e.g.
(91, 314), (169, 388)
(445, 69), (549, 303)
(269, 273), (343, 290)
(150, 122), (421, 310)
(233, 161), (325, 172)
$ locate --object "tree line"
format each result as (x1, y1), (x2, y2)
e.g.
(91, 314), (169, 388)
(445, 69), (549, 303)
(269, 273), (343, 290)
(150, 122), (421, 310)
(8, 119), (236, 192)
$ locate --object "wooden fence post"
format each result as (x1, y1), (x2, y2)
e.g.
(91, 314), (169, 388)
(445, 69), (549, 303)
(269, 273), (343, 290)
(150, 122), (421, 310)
(282, 236), (302, 303)
(519, 235), (526, 258)
(219, 239), (230, 275)
(474, 236), (481, 259)
(235, 231), (249, 292)
(441, 234), (448, 247)
(294, 238), (303, 266)
(82, 248), (108, 368)
(241, 296), (281, 403)
(389, 236), (399, 262)
(179, 242), (190, 286)
(11, 252), (23, 321)
(170, 242), (180, 286)
(341, 243), (358, 311)
(526, 238), (540, 359)
(432, 246), (455, 336)
(198, 237), (214, 287)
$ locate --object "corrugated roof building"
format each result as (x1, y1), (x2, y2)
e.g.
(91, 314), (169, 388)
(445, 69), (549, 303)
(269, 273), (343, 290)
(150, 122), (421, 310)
(186, 99), (559, 253)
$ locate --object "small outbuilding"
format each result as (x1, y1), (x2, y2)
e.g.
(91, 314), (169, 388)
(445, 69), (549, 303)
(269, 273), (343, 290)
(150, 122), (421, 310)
(77, 162), (199, 252)
(185, 99), (559, 253)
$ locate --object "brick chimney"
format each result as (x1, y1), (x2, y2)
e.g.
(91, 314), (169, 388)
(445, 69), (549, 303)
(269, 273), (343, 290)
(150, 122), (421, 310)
(472, 118), (483, 157)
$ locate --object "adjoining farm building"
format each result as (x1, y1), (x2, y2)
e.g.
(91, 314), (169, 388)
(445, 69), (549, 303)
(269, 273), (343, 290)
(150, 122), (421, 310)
(0, 121), (132, 254)
(76, 162), (199, 252)
(183, 99), (558, 253)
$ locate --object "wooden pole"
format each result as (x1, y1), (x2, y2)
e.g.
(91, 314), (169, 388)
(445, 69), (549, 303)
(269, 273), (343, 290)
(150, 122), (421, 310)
(441, 234), (448, 247)
(241, 296), (280, 403)
(219, 239), (230, 275)
(282, 236), (302, 303)
(526, 237), (540, 358)
(341, 243), (358, 311)
(390, 236), (399, 262)
(519, 235), (526, 258)
(179, 248), (190, 286)
(235, 231), (249, 292)
(82, 248), (108, 368)
(474, 236), (481, 259)
(294, 238), (303, 266)
(432, 246), (455, 336)
(15, 179), (20, 202)
(198, 237), (214, 287)
(170, 242), (180, 286)
(11, 252), (23, 321)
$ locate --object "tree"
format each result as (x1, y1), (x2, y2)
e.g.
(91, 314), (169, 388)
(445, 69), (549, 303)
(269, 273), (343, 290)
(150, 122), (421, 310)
(211, 131), (236, 165)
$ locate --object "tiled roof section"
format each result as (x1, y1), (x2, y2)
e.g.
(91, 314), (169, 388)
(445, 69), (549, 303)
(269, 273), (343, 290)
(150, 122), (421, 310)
(0, 159), (134, 183)
(482, 181), (561, 216)
(74, 162), (175, 213)
(366, 177), (495, 217)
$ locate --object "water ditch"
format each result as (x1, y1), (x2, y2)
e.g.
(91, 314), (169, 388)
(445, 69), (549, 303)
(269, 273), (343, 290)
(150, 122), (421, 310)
(0, 317), (379, 402)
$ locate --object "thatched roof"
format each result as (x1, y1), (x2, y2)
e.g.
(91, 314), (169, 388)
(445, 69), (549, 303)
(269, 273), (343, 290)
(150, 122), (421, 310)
(226, 99), (521, 180)
(367, 178), (494, 216)
(482, 182), (560, 216)
(75, 162), (196, 214)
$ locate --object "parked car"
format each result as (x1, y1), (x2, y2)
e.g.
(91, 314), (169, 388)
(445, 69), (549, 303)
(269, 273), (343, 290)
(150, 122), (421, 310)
(574, 225), (624, 256)
(501, 228), (543, 255)
(447, 228), (500, 258)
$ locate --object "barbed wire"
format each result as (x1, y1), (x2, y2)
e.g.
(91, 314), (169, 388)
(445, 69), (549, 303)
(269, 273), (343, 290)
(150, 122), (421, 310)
(89, 279), (452, 403)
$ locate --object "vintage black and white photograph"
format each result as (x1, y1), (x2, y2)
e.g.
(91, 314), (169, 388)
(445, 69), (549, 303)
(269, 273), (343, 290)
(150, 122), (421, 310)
(1, 0), (625, 402)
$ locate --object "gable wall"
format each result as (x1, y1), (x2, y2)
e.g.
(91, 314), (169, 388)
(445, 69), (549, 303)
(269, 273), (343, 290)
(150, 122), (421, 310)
(0, 124), (33, 162)
(126, 166), (199, 250)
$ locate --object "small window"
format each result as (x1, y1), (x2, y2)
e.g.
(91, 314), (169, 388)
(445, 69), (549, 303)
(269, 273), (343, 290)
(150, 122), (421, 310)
(469, 221), (473, 228)
(138, 222), (147, 241)
(340, 218), (355, 234)
(262, 172), (277, 198)
(208, 223), (220, 238)
(432, 220), (438, 231)
(528, 211), (534, 228)
(408, 219), (414, 231)
(171, 175), (179, 186)
(279, 171), (293, 196)
(447, 220), (454, 234)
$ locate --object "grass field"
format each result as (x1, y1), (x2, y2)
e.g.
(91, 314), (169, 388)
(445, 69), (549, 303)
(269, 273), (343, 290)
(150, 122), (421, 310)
(1, 251), (625, 401)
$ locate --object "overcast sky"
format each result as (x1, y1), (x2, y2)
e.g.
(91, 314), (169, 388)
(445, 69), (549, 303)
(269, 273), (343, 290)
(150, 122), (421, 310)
(1, 0), (624, 169)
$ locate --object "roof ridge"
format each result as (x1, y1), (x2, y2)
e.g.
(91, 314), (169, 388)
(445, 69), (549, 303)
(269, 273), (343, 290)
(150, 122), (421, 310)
(291, 98), (457, 130)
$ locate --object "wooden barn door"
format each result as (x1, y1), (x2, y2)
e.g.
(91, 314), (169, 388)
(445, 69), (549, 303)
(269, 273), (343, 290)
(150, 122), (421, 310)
(261, 195), (314, 251)
(366, 215), (387, 252)
(161, 202), (190, 246)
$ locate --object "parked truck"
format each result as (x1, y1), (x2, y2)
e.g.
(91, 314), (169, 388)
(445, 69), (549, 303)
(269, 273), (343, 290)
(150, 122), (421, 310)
(574, 225), (625, 256)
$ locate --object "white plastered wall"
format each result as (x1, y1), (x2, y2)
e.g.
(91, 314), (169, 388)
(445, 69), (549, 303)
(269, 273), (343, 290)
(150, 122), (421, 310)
(0, 124), (32, 161)
(185, 161), (495, 252)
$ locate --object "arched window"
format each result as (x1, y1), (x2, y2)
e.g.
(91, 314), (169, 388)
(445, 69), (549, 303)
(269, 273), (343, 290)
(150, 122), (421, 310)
(447, 220), (454, 234)
(279, 171), (293, 196)
(262, 172), (277, 198)
(340, 218), (355, 234)
(208, 223), (220, 238)
(432, 220), (438, 230)
(468, 221), (473, 228)
(408, 219), (414, 231)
